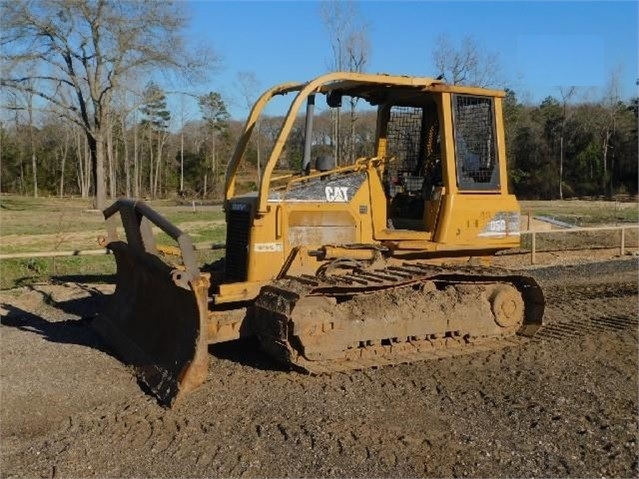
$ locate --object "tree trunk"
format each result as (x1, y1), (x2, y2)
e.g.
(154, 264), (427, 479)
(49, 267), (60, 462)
(107, 116), (116, 199)
(59, 149), (67, 197)
(123, 122), (130, 197)
(602, 131), (610, 174)
(84, 136), (91, 197)
(610, 150), (615, 197)
(180, 129), (184, 192)
(601, 131), (610, 197)
(113, 133), (119, 197)
(75, 128), (85, 196)
(30, 151), (38, 198)
(19, 145), (24, 195)
(148, 133), (154, 198)
(133, 119), (139, 197)
(90, 134), (97, 205)
(154, 130), (164, 197)
(58, 129), (69, 197)
(27, 98), (38, 198)
(97, 137), (106, 208)
(13, 111), (24, 194)
(559, 135), (564, 200)
(17, 126), (24, 195)
(89, 132), (107, 210)
(211, 130), (217, 195)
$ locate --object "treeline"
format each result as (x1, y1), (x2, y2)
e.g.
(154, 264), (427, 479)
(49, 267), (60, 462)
(1, 87), (636, 201)
(504, 91), (638, 199)
(0, 80), (379, 200)
(2, 1), (635, 204)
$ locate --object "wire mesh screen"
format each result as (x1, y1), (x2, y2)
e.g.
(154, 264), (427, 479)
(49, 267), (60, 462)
(385, 106), (423, 196)
(453, 95), (500, 190)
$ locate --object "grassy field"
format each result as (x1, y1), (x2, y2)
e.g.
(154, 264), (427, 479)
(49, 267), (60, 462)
(0, 195), (637, 289)
(0, 196), (226, 289)
(520, 199), (638, 226)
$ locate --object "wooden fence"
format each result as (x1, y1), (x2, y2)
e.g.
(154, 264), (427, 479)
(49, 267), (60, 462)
(521, 225), (638, 264)
(1, 226), (636, 265)
(0, 242), (224, 260)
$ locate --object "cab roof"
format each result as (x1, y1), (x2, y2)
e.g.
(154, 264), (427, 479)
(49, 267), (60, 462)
(285, 72), (506, 103)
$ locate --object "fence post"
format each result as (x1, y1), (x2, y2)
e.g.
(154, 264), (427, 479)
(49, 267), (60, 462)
(620, 227), (625, 256)
(531, 231), (536, 265)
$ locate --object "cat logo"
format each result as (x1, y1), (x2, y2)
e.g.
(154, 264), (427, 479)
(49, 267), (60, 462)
(325, 186), (349, 202)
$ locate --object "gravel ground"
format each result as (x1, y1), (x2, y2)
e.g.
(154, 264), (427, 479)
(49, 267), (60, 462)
(1, 255), (637, 478)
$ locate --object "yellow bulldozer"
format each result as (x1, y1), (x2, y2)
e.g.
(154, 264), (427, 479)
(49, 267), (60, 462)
(95, 72), (545, 406)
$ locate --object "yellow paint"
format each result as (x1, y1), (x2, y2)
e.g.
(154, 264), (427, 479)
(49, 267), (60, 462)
(215, 72), (521, 303)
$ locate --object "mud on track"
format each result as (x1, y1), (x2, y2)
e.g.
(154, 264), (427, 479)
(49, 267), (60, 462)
(1, 258), (637, 478)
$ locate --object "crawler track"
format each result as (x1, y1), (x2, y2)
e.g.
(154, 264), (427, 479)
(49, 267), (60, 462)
(254, 263), (545, 374)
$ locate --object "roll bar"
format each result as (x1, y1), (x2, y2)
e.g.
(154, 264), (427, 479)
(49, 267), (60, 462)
(224, 72), (449, 215)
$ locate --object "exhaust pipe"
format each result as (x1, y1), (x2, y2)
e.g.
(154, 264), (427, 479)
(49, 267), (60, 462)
(301, 94), (315, 175)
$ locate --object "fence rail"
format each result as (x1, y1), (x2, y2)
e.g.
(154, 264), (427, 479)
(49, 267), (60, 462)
(1, 226), (636, 264)
(0, 242), (225, 261)
(520, 224), (638, 264)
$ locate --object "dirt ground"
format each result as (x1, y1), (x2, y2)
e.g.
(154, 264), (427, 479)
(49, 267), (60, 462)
(1, 252), (637, 478)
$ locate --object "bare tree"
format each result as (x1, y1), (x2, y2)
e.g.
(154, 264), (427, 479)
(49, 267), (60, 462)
(236, 71), (262, 179)
(558, 86), (577, 200)
(320, 0), (370, 165)
(321, 0), (359, 72)
(73, 125), (90, 197)
(5, 94), (26, 194)
(25, 85), (38, 198)
(139, 82), (171, 198)
(432, 34), (502, 87)
(178, 95), (187, 193)
(199, 91), (230, 196)
(106, 109), (116, 198)
(345, 30), (370, 162)
(600, 67), (625, 196)
(1, 0), (215, 209)
(116, 92), (132, 197)
(3, 85), (40, 196)
(57, 123), (71, 197)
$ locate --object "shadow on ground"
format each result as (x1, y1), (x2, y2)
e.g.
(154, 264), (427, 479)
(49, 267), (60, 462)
(52, 274), (116, 284)
(0, 287), (113, 358)
(209, 337), (291, 373)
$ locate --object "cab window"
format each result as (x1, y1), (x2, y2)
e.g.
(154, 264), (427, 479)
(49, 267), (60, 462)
(453, 95), (500, 191)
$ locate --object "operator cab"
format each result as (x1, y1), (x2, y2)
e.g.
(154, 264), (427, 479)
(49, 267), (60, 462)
(310, 83), (502, 235)
(224, 73), (510, 254)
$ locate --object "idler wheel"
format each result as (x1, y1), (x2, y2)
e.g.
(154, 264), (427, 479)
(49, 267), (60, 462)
(490, 284), (524, 329)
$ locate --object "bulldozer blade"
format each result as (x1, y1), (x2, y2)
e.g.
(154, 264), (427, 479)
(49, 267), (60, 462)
(93, 240), (210, 407)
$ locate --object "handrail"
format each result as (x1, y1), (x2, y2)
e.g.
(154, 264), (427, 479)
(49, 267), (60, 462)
(282, 160), (369, 187)
(264, 157), (388, 202)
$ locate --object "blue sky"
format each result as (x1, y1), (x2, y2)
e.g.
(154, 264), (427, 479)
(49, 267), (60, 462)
(176, 0), (638, 120)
